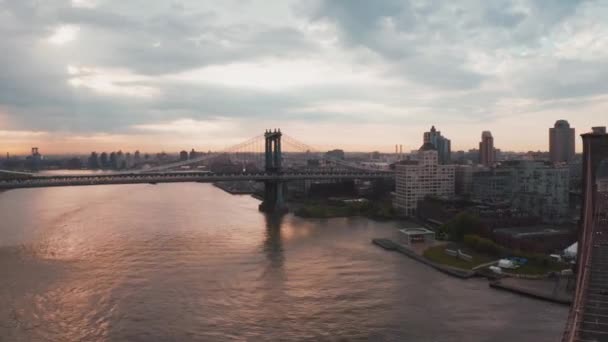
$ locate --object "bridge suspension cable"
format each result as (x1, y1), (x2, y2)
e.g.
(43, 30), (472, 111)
(282, 134), (393, 173)
(138, 134), (265, 173)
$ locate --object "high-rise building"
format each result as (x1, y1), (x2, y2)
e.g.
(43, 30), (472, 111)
(394, 143), (455, 216)
(423, 126), (451, 164)
(479, 131), (496, 167)
(549, 120), (576, 163)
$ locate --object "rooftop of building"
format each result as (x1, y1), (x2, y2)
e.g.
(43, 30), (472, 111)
(494, 225), (574, 238)
(582, 126), (607, 136)
(473, 160), (569, 172)
(399, 227), (435, 235)
(395, 160), (419, 165)
(419, 142), (437, 151)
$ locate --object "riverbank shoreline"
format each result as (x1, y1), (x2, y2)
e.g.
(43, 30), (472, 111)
(293, 199), (398, 221)
(212, 182), (256, 195)
(489, 279), (573, 306)
(372, 238), (574, 305)
(372, 239), (475, 279)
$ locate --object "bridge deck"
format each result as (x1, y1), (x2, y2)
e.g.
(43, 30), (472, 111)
(0, 171), (393, 190)
(574, 193), (608, 342)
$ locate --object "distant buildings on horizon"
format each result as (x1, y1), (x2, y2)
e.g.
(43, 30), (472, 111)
(392, 120), (600, 224)
(550, 120), (576, 164)
(479, 131), (496, 167)
(423, 126), (451, 164)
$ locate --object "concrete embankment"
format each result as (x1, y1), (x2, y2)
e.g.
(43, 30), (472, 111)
(489, 278), (573, 306)
(212, 183), (255, 195)
(372, 238), (574, 304)
(372, 239), (475, 279)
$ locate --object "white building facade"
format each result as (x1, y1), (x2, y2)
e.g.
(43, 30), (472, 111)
(394, 144), (456, 216)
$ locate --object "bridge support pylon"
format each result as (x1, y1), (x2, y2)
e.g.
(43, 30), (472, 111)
(259, 129), (288, 214)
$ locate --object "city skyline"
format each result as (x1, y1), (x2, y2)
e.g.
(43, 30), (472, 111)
(3, 2), (608, 341)
(2, 0), (607, 153)
(0, 121), (597, 156)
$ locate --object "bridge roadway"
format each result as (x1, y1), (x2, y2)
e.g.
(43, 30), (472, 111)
(0, 171), (393, 190)
(564, 191), (608, 342)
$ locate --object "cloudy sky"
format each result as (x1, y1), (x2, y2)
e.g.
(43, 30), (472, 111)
(1, 0), (607, 154)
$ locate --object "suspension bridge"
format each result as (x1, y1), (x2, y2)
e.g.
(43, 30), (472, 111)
(0, 130), (393, 213)
(562, 130), (608, 342)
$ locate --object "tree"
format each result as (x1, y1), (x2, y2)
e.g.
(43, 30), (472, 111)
(443, 212), (483, 241)
(463, 235), (506, 256)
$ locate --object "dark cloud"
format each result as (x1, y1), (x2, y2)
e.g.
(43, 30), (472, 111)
(311, 0), (413, 41)
(305, 0), (594, 90)
(518, 59), (608, 100)
(0, 0), (606, 140)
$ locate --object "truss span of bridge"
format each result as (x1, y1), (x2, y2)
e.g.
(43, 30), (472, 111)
(0, 171), (393, 190)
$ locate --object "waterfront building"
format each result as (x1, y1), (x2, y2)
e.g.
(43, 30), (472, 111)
(479, 131), (496, 167)
(493, 225), (575, 253)
(394, 143), (455, 216)
(399, 227), (436, 246)
(471, 168), (513, 203)
(423, 126), (451, 164)
(550, 120), (575, 163)
(455, 165), (488, 196)
(472, 160), (570, 223)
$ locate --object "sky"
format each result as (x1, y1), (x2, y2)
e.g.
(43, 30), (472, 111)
(0, 0), (607, 154)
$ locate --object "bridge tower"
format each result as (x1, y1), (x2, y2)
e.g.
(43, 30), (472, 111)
(259, 129), (288, 213)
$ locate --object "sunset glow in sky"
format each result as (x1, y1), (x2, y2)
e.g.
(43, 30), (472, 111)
(1, 0), (607, 154)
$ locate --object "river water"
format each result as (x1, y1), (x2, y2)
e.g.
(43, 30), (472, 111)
(0, 183), (567, 341)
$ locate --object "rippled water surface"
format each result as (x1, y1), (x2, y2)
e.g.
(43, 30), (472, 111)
(0, 183), (567, 341)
